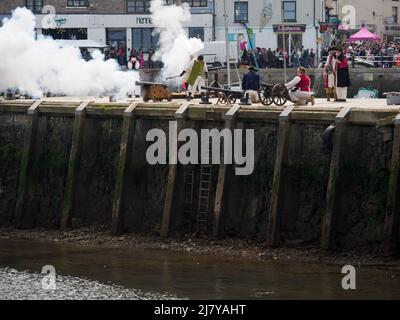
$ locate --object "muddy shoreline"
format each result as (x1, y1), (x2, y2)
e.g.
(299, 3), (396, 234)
(0, 227), (399, 269)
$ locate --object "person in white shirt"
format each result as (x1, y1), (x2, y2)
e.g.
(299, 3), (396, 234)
(128, 56), (140, 70)
(324, 49), (337, 101)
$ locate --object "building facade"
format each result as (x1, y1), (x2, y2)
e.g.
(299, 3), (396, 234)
(325, 0), (400, 40)
(1, 1), (325, 51)
(0, 0), (214, 58)
(214, 0), (325, 52)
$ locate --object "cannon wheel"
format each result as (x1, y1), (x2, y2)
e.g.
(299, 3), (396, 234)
(152, 94), (162, 102)
(217, 92), (228, 105)
(227, 95), (237, 105)
(258, 87), (273, 106)
(272, 84), (289, 106)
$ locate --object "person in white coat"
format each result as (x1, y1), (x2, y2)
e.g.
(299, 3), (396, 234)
(180, 55), (208, 101)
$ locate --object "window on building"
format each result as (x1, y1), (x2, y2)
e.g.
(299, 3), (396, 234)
(186, 0), (208, 7)
(25, 0), (43, 13)
(42, 28), (88, 40)
(277, 33), (302, 51)
(283, 1), (297, 23)
(127, 0), (151, 13)
(234, 1), (248, 23)
(393, 6), (399, 24)
(132, 28), (159, 52)
(67, 0), (89, 7)
(189, 27), (204, 41)
(107, 28), (127, 50)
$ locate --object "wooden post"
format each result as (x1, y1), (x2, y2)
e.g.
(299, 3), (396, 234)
(15, 99), (43, 227)
(383, 113), (400, 256)
(111, 103), (139, 235)
(321, 106), (352, 250)
(266, 106), (295, 247)
(161, 103), (191, 238)
(213, 104), (241, 237)
(60, 100), (91, 230)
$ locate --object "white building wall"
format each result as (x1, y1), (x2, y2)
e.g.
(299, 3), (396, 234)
(87, 28), (106, 44)
(34, 13), (213, 50)
(214, 0), (324, 51)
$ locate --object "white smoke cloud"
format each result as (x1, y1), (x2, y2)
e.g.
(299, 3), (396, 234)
(150, 0), (204, 81)
(0, 7), (139, 98)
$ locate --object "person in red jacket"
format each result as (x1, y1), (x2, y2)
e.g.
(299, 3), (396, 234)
(285, 67), (315, 106)
(333, 47), (351, 102)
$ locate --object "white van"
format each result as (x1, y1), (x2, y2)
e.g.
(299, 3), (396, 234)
(55, 40), (108, 60)
(199, 41), (239, 68)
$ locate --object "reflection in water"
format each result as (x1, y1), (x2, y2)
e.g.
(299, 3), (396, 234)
(161, 260), (174, 296)
(0, 239), (399, 299)
(213, 264), (224, 300)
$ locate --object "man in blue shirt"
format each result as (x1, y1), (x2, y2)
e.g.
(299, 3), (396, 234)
(242, 66), (261, 103)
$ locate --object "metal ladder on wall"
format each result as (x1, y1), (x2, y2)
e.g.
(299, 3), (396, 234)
(196, 164), (212, 234)
(226, 58), (242, 89)
(183, 169), (195, 234)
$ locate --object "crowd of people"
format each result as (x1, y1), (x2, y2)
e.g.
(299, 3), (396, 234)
(321, 41), (400, 68)
(241, 47), (317, 69)
(240, 41), (400, 70)
(105, 46), (156, 69)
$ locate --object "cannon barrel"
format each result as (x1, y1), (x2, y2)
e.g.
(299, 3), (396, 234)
(201, 86), (243, 98)
(207, 66), (224, 72)
(135, 81), (167, 87)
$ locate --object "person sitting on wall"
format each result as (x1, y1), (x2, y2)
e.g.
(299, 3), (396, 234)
(285, 67), (315, 106)
(180, 55), (208, 101)
(242, 66), (261, 103)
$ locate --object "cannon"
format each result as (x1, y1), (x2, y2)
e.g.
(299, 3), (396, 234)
(136, 81), (173, 103)
(200, 86), (243, 105)
(258, 83), (291, 106)
(2, 89), (32, 100)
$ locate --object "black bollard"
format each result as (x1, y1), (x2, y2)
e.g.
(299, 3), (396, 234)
(239, 92), (252, 106)
(199, 91), (212, 105)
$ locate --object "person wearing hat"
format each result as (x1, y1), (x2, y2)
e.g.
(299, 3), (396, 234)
(180, 55), (208, 101)
(333, 47), (351, 102)
(242, 66), (261, 103)
(285, 67), (315, 106)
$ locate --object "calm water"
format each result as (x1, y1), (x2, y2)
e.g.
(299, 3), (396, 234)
(0, 239), (399, 299)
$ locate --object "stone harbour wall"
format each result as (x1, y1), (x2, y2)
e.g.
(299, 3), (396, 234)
(0, 101), (399, 255)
